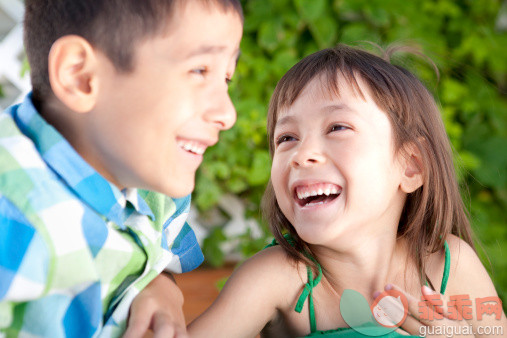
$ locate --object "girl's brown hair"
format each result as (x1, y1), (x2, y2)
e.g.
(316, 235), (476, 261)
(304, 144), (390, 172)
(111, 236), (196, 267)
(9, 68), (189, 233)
(262, 44), (474, 283)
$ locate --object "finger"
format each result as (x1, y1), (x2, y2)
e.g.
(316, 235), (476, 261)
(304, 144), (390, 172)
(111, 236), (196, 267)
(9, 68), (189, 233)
(387, 284), (473, 337)
(151, 312), (188, 338)
(393, 326), (412, 336)
(396, 314), (425, 337)
(421, 285), (448, 317)
(174, 326), (189, 338)
(384, 284), (422, 321)
(376, 292), (406, 326)
(124, 308), (152, 338)
(379, 284), (425, 335)
(152, 320), (175, 338)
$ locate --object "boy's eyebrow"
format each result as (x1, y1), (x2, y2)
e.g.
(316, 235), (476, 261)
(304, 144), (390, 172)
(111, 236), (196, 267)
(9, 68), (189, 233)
(185, 45), (241, 59)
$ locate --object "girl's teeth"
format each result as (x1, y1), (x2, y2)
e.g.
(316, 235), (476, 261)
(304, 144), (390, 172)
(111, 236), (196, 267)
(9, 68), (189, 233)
(295, 184), (342, 201)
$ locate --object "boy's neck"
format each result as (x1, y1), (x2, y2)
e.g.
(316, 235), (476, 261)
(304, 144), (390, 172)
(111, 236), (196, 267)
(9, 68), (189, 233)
(38, 96), (123, 190)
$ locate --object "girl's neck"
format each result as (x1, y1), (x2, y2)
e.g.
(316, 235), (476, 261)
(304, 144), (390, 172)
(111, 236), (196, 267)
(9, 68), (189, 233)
(310, 233), (415, 301)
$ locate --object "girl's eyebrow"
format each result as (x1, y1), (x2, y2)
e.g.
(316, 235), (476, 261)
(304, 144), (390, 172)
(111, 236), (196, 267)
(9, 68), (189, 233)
(321, 103), (354, 114)
(276, 104), (354, 128)
(275, 115), (296, 129)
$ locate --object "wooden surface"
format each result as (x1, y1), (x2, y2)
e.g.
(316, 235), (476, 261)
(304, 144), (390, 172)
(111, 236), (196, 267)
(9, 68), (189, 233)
(174, 264), (236, 324)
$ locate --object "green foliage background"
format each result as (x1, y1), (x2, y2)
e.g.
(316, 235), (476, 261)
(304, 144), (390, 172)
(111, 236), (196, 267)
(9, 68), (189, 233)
(195, 0), (507, 304)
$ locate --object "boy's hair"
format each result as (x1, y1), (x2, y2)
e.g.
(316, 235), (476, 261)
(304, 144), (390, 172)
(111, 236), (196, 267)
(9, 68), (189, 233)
(262, 44), (474, 283)
(24, 0), (243, 103)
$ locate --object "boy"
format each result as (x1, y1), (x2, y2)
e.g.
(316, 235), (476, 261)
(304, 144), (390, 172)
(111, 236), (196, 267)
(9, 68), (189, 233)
(0, 0), (243, 337)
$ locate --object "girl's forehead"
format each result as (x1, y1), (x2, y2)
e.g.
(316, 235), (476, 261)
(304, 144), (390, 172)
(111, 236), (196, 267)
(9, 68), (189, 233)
(275, 75), (370, 122)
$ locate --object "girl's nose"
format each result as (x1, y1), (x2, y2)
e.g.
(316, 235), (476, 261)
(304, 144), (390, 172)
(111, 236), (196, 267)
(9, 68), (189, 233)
(290, 139), (326, 168)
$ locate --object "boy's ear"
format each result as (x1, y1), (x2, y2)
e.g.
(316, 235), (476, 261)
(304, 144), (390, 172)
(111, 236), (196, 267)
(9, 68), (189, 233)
(399, 142), (424, 193)
(48, 35), (100, 113)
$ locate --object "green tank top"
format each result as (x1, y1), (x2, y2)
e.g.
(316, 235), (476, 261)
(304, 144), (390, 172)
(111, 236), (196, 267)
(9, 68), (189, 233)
(265, 239), (451, 337)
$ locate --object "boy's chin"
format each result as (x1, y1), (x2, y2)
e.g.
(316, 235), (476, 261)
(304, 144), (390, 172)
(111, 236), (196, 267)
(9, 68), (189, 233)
(157, 179), (195, 198)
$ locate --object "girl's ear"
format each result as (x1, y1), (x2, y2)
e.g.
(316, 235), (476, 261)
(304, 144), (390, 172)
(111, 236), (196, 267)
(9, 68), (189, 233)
(400, 142), (424, 193)
(47, 35), (100, 113)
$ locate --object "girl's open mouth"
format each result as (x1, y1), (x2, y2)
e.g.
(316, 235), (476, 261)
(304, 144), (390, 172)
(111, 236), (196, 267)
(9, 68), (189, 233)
(294, 183), (342, 207)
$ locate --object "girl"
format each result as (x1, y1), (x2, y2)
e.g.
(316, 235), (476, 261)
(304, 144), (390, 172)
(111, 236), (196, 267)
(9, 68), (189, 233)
(188, 44), (507, 337)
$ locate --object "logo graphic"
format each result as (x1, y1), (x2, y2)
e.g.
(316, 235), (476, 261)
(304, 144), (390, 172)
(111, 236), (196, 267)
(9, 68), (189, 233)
(371, 290), (409, 328)
(340, 289), (408, 336)
(340, 289), (502, 337)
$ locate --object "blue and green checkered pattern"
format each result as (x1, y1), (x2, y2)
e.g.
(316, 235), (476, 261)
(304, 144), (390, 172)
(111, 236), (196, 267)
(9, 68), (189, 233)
(0, 94), (204, 337)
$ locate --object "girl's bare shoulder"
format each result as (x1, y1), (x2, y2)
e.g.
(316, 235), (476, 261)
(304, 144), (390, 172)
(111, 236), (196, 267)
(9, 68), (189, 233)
(231, 245), (311, 324)
(425, 234), (496, 297)
(188, 245), (309, 337)
(236, 245), (308, 305)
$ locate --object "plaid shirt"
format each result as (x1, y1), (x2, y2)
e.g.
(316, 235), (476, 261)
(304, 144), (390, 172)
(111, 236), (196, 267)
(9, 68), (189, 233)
(0, 94), (204, 337)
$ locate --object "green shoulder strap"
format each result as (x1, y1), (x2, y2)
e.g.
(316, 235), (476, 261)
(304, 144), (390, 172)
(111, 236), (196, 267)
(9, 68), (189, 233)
(295, 261), (323, 333)
(440, 241), (451, 294)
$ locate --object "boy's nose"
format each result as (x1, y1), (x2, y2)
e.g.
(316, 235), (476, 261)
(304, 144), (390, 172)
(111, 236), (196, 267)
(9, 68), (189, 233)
(290, 139), (326, 168)
(205, 91), (237, 131)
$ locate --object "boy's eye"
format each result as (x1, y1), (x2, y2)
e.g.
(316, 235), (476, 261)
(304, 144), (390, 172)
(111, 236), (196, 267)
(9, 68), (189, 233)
(276, 134), (296, 145)
(191, 67), (208, 76)
(226, 77), (232, 85)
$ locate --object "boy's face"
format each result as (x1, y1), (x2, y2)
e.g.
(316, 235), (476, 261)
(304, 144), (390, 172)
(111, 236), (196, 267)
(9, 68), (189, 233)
(87, 2), (243, 197)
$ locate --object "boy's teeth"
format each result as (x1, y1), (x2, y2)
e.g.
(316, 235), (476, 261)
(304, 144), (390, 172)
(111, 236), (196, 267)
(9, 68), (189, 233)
(178, 140), (205, 155)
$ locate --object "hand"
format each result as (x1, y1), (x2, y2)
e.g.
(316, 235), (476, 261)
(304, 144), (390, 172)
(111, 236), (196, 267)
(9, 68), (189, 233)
(124, 272), (188, 338)
(377, 284), (474, 337)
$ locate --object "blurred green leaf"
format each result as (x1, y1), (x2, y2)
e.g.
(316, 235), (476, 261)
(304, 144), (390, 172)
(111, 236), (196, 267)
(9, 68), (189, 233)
(309, 15), (339, 48)
(248, 150), (271, 186)
(202, 228), (227, 267)
(294, 0), (327, 22)
(258, 21), (283, 52)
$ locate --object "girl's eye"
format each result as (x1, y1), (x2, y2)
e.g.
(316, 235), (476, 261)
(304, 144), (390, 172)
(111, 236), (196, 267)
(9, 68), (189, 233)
(329, 124), (349, 132)
(276, 134), (296, 145)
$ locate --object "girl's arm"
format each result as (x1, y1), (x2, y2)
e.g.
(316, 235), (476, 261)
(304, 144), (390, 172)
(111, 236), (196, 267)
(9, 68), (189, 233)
(188, 246), (299, 338)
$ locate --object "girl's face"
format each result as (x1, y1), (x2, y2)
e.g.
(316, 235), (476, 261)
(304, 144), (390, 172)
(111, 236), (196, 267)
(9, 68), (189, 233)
(271, 76), (408, 246)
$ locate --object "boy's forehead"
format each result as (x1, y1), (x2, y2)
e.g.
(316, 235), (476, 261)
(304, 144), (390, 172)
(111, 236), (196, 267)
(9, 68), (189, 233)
(139, 0), (242, 62)
(164, 1), (242, 39)
(166, 0), (243, 31)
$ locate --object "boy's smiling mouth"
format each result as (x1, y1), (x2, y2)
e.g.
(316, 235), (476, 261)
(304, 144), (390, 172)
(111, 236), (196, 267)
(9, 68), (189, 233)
(177, 139), (209, 155)
(293, 182), (342, 207)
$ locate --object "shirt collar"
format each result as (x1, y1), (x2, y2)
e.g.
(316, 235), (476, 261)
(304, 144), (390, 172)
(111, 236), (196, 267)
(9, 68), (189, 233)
(12, 93), (155, 226)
